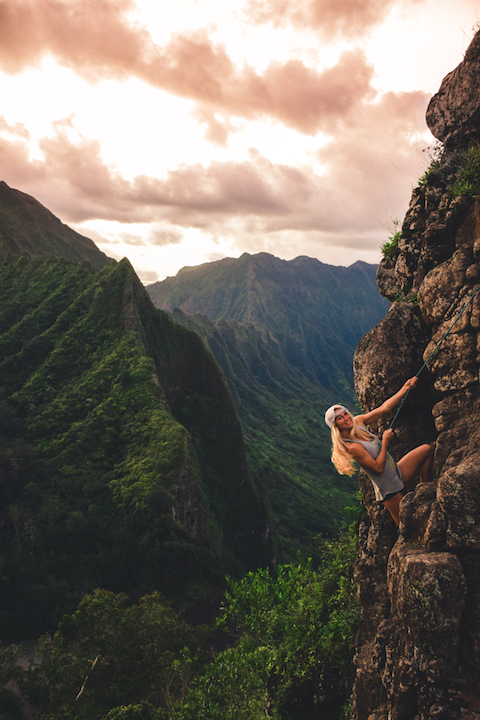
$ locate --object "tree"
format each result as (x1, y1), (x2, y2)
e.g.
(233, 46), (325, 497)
(28, 590), (212, 720)
(173, 524), (359, 720)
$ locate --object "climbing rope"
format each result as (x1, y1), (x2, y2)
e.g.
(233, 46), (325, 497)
(388, 283), (480, 430)
(374, 682), (384, 720)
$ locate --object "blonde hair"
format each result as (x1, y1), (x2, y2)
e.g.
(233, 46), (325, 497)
(330, 407), (374, 476)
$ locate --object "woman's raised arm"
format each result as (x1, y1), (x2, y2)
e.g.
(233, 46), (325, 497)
(356, 377), (418, 427)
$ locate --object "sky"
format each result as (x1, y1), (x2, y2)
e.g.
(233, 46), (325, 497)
(0, 0), (479, 284)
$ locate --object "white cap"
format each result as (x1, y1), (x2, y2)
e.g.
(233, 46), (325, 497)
(324, 405), (348, 429)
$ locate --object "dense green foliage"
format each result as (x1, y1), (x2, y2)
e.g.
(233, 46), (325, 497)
(173, 524), (359, 720)
(2, 524), (358, 720)
(0, 253), (271, 639)
(25, 590), (212, 720)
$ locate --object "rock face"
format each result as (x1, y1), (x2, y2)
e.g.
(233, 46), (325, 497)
(426, 30), (480, 148)
(352, 31), (480, 720)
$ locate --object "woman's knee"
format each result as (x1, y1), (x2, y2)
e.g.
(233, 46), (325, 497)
(418, 443), (434, 459)
(413, 443), (433, 460)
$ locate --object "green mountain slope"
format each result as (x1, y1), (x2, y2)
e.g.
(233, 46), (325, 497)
(172, 309), (356, 558)
(148, 254), (390, 558)
(0, 253), (271, 639)
(0, 181), (110, 271)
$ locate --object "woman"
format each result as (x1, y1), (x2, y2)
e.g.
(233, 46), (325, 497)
(325, 377), (433, 526)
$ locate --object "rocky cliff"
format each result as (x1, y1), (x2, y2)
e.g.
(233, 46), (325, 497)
(352, 32), (480, 720)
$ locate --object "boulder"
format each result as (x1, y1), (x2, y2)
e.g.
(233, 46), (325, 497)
(427, 31), (480, 148)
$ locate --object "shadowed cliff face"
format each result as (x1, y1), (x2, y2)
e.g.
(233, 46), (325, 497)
(352, 30), (480, 720)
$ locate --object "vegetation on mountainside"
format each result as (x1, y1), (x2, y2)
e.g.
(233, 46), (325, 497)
(148, 255), (387, 559)
(148, 254), (387, 394)
(0, 192), (367, 720)
(0, 182), (110, 271)
(0, 254), (270, 640)
(2, 524), (358, 720)
(173, 310), (357, 560)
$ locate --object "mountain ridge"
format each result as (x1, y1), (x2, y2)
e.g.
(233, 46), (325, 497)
(148, 251), (389, 391)
(0, 207), (272, 637)
(0, 181), (110, 271)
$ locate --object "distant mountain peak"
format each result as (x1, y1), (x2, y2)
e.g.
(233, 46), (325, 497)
(0, 181), (110, 271)
(147, 251), (389, 390)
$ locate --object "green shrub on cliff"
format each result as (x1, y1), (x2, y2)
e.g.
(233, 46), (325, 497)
(451, 142), (480, 198)
(381, 220), (402, 258)
(417, 140), (480, 199)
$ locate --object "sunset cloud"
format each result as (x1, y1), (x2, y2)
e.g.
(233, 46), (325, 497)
(0, 0), (474, 281)
(0, 0), (376, 135)
(0, 115), (30, 139)
(0, 0), (149, 76)
(0, 80), (430, 253)
(243, 0), (423, 38)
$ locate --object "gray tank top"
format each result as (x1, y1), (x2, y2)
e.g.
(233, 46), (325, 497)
(346, 430), (404, 502)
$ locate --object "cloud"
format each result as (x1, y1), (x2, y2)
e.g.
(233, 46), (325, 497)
(140, 269), (160, 283)
(193, 106), (237, 146)
(0, 132), (46, 186)
(148, 225), (183, 246)
(0, 0), (150, 76)
(317, 89), (431, 229)
(243, 0), (423, 38)
(0, 1), (377, 135)
(0, 114), (30, 139)
(0, 81), (430, 262)
(0, 122), (320, 225)
(116, 232), (145, 246)
(240, 50), (375, 134)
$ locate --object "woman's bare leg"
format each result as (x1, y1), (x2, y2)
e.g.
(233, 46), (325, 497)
(382, 492), (404, 526)
(397, 444), (434, 485)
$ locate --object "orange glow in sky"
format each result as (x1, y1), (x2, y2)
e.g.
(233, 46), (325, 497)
(0, 0), (478, 282)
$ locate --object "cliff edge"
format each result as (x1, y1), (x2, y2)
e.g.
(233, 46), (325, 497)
(352, 31), (480, 720)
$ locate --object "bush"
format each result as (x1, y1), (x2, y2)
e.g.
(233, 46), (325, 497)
(451, 143), (480, 198)
(381, 221), (402, 258)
